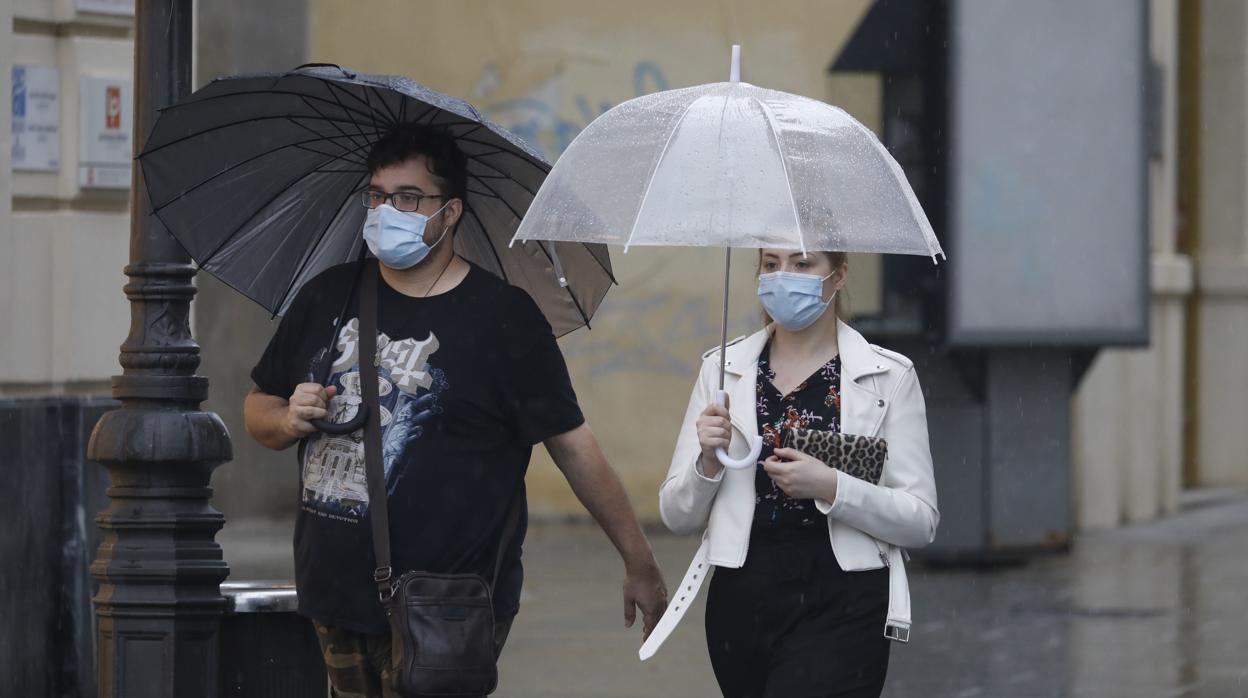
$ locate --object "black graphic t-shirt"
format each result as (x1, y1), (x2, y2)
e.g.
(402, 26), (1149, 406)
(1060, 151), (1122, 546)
(252, 261), (584, 633)
(754, 341), (842, 528)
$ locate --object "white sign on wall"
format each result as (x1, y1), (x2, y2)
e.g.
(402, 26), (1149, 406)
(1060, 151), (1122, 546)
(76, 0), (135, 16)
(79, 76), (132, 189)
(11, 65), (61, 172)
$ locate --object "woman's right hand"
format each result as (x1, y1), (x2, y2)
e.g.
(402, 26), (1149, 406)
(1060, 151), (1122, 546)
(696, 398), (733, 478)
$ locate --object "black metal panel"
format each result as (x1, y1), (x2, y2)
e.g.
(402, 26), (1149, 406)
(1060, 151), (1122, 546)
(0, 399), (60, 698)
(833, 0), (950, 343)
(870, 342), (1074, 562)
(0, 397), (115, 698)
(832, 0), (931, 74)
(219, 609), (327, 697)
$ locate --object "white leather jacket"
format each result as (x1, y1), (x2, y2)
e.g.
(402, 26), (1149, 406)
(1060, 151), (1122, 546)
(658, 321), (939, 642)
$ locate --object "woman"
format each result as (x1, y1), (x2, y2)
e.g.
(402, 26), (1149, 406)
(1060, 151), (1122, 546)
(659, 250), (939, 697)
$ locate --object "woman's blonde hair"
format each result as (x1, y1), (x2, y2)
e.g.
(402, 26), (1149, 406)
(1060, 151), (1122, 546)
(757, 250), (849, 324)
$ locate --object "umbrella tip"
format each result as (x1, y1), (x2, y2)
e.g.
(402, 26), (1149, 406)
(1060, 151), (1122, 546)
(730, 45), (741, 83)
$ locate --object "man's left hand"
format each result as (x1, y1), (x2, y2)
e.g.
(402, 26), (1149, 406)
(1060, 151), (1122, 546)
(623, 561), (668, 640)
(764, 447), (839, 501)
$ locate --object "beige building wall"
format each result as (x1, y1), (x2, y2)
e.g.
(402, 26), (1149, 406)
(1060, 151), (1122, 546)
(308, 0), (875, 519)
(1071, 0), (1192, 528)
(0, 2), (132, 395)
(189, 0), (313, 522)
(1194, 0), (1248, 487)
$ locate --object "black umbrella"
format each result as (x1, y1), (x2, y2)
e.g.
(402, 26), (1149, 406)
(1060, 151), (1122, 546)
(139, 64), (615, 337)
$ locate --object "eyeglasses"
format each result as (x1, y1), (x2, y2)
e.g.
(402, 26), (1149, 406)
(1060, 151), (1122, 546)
(361, 189), (446, 213)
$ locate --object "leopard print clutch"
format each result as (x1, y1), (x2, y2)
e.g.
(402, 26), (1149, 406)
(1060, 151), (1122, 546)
(780, 428), (888, 484)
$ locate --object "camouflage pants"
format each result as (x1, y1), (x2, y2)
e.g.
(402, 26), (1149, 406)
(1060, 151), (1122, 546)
(314, 617), (514, 698)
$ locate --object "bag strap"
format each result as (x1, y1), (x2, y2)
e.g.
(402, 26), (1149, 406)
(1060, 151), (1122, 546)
(355, 261), (394, 601)
(360, 259), (522, 599)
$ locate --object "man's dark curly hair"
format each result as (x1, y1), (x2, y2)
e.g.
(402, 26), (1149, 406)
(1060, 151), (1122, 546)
(366, 124), (468, 202)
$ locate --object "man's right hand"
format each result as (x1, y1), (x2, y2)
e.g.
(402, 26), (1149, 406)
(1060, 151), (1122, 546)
(695, 399), (732, 478)
(284, 383), (338, 440)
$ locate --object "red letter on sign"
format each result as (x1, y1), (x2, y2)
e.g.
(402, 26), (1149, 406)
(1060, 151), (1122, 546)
(106, 86), (122, 130)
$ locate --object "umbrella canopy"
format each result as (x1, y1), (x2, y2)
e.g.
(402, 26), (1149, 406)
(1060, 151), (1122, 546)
(140, 65), (614, 336)
(513, 74), (942, 260)
(511, 46), (944, 481)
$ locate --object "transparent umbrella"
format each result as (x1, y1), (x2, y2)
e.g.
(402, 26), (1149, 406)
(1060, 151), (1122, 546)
(513, 46), (944, 469)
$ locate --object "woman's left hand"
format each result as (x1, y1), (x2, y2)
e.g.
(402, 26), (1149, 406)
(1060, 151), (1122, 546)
(763, 447), (839, 501)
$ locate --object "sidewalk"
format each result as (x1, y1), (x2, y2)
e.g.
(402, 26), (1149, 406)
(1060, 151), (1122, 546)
(220, 489), (1248, 697)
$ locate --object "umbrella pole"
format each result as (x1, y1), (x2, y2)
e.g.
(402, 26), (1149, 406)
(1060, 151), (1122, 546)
(718, 44), (740, 394)
(719, 247), (731, 392)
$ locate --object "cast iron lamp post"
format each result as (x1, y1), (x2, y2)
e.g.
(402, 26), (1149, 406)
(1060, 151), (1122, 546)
(87, 1), (232, 695)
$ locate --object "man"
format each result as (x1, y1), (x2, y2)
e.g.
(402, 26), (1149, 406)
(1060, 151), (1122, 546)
(244, 124), (667, 696)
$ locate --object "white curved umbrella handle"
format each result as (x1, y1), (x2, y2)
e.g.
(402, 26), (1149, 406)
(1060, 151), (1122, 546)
(713, 390), (762, 470)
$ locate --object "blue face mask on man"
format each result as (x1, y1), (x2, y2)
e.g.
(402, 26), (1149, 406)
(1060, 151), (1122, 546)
(362, 201), (450, 270)
(757, 270), (838, 331)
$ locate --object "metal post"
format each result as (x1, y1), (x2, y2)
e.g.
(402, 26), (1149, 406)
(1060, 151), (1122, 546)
(87, 1), (232, 696)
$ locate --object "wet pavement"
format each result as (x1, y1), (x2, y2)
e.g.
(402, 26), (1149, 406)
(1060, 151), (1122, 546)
(221, 488), (1248, 697)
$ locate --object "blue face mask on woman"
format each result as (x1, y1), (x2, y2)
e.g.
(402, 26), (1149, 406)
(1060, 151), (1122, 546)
(362, 201), (449, 270)
(757, 270), (838, 331)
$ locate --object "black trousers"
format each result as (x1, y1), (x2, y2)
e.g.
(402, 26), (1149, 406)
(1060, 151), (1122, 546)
(705, 525), (891, 698)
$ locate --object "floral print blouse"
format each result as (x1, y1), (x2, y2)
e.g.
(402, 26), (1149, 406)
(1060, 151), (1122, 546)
(753, 341), (842, 527)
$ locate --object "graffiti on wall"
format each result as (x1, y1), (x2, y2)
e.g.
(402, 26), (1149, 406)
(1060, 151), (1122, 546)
(481, 60), (670, 160)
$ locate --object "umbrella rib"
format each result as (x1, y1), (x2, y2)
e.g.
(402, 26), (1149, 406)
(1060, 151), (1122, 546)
(533, 240), (592, 329)
(469, 173), (533, 222)
(478, 174), (617, 286)
(271, 169), (372, 314)
(323, 78), (397, 129)
(283, 116), (375, 165)
(466, 156), (544, 197)
(298, 145), (371, 171)
(363, 83), (401, 127)
(193, 149), (369, 265)
(309, 85), (374, 150)
(284, 116), (374, 163)
(622, 98), (702, 251)
(457, 138), (549, 172)
(461, 145), (513, 159)
(467, 176), (615, 298)
(584, 245), (619, 286)
(752, 97), (805, 255)
(149, 132), (376, 211)
(158, 88), (383, 128)
(301, 98), (367, 154)
(464, 204), (509, 283)
(832, 102), (943, 259)
(452, 123), (486, 139)
(294, 141), (369, 167)
(141, 112), (383, 159)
